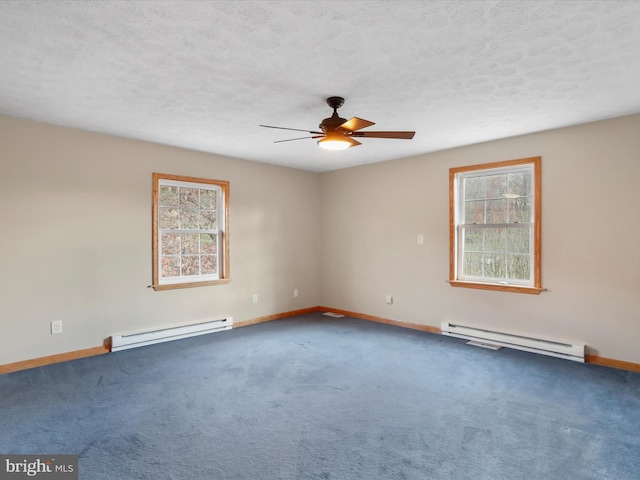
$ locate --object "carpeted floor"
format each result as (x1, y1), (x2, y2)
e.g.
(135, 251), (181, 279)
(1, 313), (639, 479)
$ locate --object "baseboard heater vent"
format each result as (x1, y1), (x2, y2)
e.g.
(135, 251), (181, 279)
(111, 317), (233, 352)
(441, 322), (585, 362)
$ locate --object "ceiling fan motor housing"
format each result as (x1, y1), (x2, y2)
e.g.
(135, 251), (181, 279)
(320, 114), (348, 133)
(320, 96), (348, 133)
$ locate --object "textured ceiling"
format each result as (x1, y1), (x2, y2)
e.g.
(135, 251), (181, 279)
(1, 1), (639, 172)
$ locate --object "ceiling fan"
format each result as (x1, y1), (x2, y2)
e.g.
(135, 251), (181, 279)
(260, 96), (415, 150)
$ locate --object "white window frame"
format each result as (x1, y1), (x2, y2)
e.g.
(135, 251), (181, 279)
(449, 157), (542, 294)
(152, 173), (229, 291)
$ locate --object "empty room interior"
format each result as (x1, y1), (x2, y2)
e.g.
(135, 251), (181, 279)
(1, 1), (639, 479)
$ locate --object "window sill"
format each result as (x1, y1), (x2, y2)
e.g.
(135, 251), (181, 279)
(150, 279), (231, 291)
(448, 280), (545, 295)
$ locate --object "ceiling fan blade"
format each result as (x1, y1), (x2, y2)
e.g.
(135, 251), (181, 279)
(260, 124), (324, 135)
(339, 117), (375, 132)
(348, 138), (362, 147)
(273, 135), (324, 143)
(353, 131), (415, 139)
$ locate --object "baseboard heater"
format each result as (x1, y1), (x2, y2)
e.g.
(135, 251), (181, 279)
(111, 317), (233, 352)
(441, 322), (585, 362)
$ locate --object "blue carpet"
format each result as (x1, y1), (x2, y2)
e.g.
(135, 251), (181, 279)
(1, 313), (639, 479)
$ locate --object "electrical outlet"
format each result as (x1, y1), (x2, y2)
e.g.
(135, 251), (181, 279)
(385, 295), (393, 305)
(417, 234), (424, 245)
(51, 320), (63, 335)
(293, 289), (299, 298)
(252, 294), (258, 304)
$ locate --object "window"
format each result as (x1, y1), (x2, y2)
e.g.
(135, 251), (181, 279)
(152, 173), (229, 290)
(449, 157), (542, 294)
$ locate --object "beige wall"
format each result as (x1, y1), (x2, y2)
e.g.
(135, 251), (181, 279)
(0, 116), (321, 365)
(320, 113), (640, 364)
(2, 113), (640, 366)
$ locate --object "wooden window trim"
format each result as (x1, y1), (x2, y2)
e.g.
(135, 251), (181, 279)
(152, 173), (230, 291)
(449, 157), (542, 294)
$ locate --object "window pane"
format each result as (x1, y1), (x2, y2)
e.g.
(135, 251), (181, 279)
(463, 252), (483, 277)
(508, 254), (530, 280)
(180, 209), (199, 229)
(159, 186), (179, 207)
(507, 228), (530, 254)
(161, 256), (180, 278)
(486, 174), (506, 199)
(159, 207), (179, 229)
(507, 171), (531, 198)
(181, 256), (200, 276)
(199, 210), (216, 230)
(181, 234), (199, 254)
(508, 198), (532, 223)
(202, 255), (217, 275)
(180, 188), (199, 209)
(464, 228), (483, 252)
(486, 199), (507, 224)
(161, 233), (180, 255)
(464, 177), (484, 200)
(200, 189), (217, 209)
(483, 253), (506, 279)
(200, 233), (217, 254)
(464, 200), (485, 224)
(484, 228), (505, 253)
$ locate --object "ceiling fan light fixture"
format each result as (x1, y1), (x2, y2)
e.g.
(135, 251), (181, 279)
(317, 136), (351, 150)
